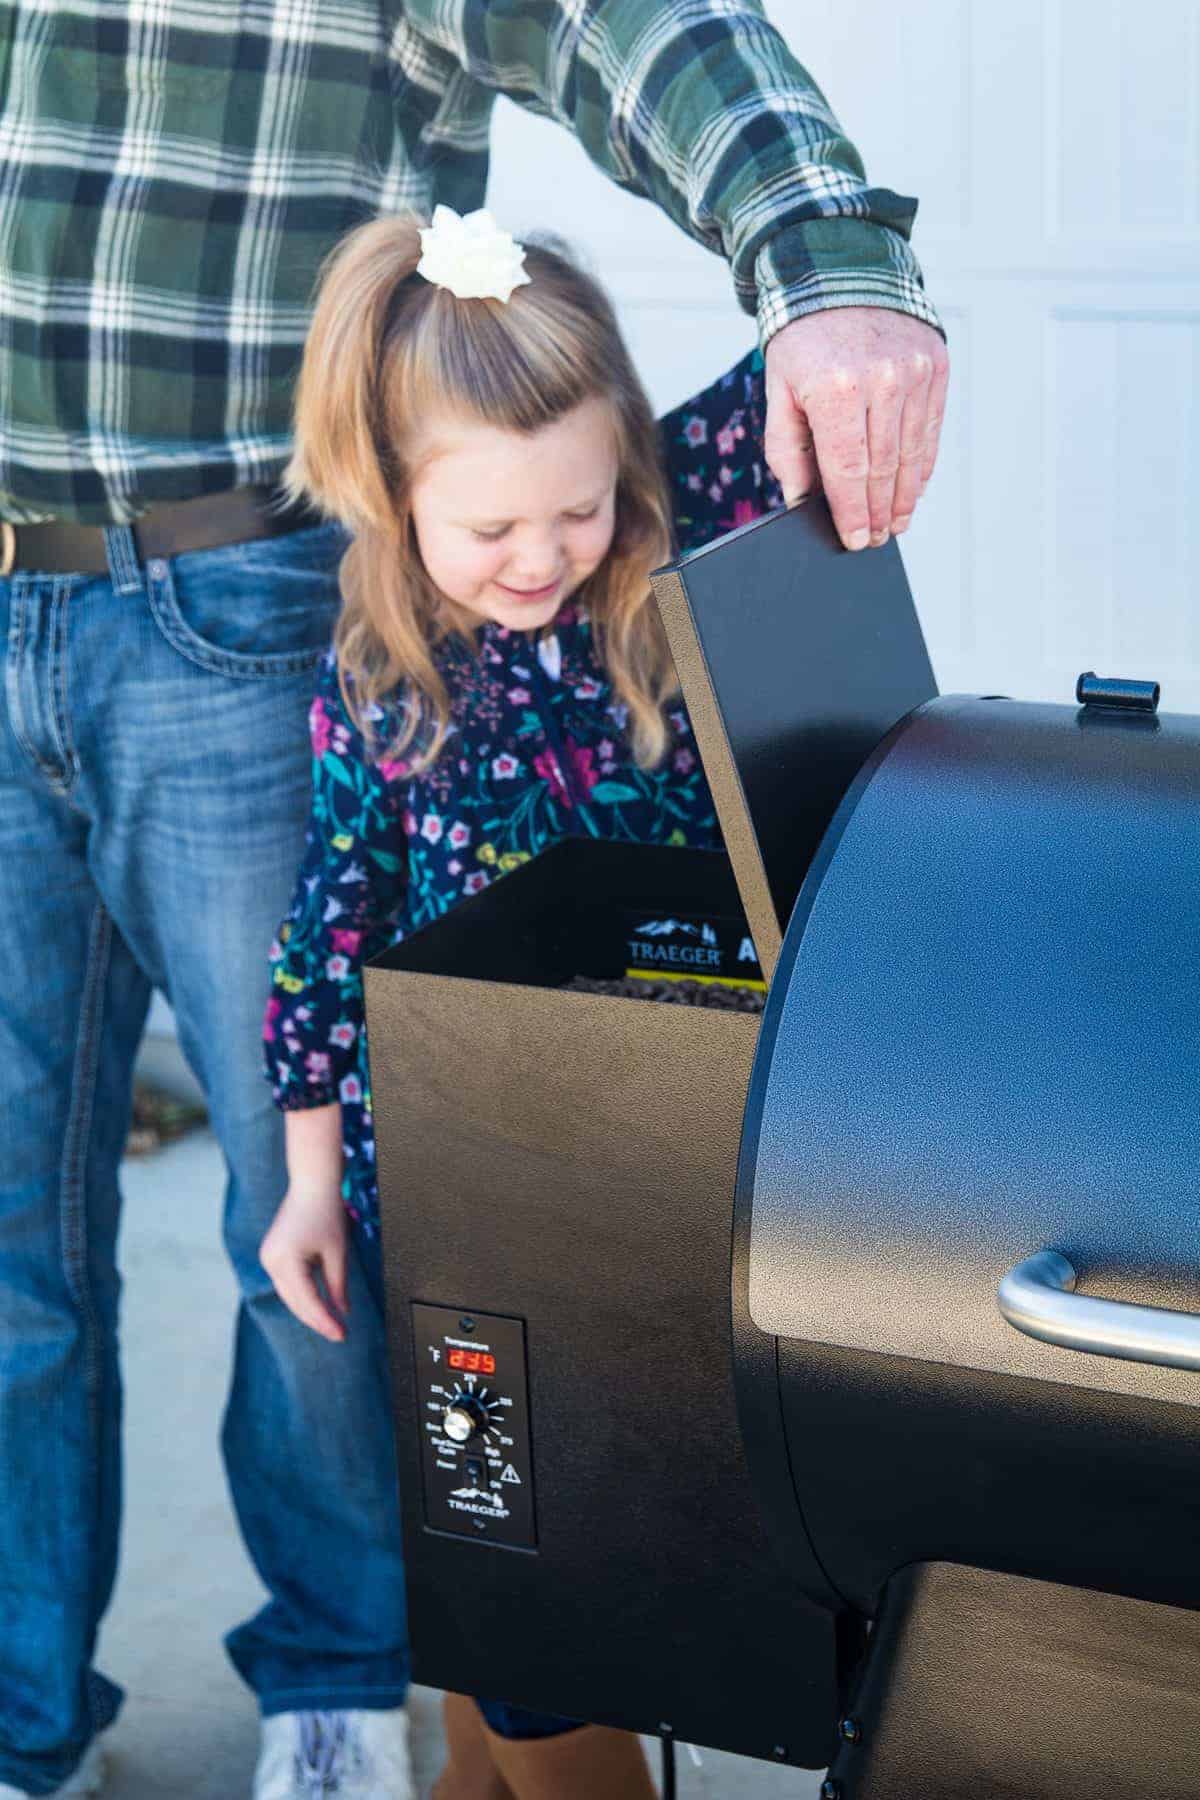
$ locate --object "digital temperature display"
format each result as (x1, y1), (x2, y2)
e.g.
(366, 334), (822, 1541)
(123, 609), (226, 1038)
(448, 1348), (496, 1375)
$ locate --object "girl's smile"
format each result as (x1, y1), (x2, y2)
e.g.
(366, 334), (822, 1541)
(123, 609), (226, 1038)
(409, 397), (619, 633)
(494, 576), (561, 602)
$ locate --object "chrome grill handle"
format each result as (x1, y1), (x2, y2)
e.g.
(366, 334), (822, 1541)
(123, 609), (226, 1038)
(998, 1251), (1200, 1372)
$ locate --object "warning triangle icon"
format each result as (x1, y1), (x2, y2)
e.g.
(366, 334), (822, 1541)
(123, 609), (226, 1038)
(500, 1463), (521, 1484)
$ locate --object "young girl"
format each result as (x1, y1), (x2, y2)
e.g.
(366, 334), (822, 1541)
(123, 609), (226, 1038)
(260, 207), (780, 1799)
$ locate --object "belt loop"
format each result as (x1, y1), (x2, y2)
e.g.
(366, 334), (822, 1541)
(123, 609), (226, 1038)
(102, 525), (143, 596)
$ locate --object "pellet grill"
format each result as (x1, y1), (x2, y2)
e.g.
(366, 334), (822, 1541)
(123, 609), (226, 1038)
(364, 499), (1200, 1799)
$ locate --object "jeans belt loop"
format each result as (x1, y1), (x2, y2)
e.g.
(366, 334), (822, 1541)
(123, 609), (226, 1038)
(0, 523), (14, 578)
(102, 524), (144, 596)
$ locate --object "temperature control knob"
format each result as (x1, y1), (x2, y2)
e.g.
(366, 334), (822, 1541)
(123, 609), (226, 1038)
(442, 1393), (491, 1444)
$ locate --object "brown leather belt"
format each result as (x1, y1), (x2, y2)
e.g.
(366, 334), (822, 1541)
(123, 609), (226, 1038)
(0, 486), (323, 578)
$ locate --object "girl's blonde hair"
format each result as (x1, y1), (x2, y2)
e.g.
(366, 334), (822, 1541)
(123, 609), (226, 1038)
(285, 213), (679, 769)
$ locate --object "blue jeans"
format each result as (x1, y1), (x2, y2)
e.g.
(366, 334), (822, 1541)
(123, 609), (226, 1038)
(0, 522), (409, 1795)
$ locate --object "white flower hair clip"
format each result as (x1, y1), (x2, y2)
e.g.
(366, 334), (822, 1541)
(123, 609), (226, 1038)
(416, 205), (532, 303)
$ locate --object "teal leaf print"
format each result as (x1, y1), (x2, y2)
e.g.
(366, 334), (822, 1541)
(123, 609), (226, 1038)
(589, 781), (640, 803)
(368, 849), (404, 873)
(323, 756), (356, 791)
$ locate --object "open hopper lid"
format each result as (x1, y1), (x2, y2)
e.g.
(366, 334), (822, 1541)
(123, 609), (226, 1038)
(650, 496), (937, 980)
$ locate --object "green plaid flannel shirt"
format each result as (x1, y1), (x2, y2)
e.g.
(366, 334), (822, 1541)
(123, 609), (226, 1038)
(0, 0), (942, 524)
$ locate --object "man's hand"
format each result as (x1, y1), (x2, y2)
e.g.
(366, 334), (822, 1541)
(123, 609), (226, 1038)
(763, 308), (949, 551)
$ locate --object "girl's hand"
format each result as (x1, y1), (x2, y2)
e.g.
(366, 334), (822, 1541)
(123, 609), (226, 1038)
(260, 1179), (350, 1344)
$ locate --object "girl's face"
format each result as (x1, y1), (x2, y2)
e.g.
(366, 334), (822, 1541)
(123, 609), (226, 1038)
(408, 397), (619, 634)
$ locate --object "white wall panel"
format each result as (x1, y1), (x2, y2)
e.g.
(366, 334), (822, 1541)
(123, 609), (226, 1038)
(485, 0), (1200, 709)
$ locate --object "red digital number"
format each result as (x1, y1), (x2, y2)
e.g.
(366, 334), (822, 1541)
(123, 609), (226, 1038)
(448, 1348), (496, 1375)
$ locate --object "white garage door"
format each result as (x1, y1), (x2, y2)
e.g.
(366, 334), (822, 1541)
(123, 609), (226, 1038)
(487, 0), (1200, 711)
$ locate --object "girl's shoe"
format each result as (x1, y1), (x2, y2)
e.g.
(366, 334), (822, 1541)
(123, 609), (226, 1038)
(431, 1694), (514, 1800)
(480, 1720), (657, 1800)
(0, 1738), (105, 1798)
(253, 1708), (414, 1800)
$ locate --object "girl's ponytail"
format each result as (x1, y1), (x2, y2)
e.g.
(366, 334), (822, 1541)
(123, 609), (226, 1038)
(284, 215), (424, 535)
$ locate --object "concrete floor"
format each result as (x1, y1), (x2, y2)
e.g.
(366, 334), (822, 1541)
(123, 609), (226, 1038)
(97, 1060), (824, 1799)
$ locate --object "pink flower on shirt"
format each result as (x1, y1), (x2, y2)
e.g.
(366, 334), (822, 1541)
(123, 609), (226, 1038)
(535, 748), (571, 807)
(330, 928), (362, 956)
(722, 498), (760, 531)
(309, 698), (332, 758)
(566, 739), (599, 794)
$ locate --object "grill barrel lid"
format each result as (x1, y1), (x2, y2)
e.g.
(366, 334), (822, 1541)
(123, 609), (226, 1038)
(650, 497), (937, 978)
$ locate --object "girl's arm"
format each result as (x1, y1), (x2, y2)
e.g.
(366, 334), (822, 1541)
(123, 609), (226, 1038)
(263, 650), (409, 1115)
(261, 650), (409, 1337)
(260, 1103), (349, 1343)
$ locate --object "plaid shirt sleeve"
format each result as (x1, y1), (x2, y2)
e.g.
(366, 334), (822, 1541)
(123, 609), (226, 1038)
(400, 0), (943, 343)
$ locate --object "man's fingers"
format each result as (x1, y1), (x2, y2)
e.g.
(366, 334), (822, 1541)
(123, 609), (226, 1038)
(782, 438), (820, 508)
(865, 375), (903, 544)
(890, 377), (932, 533)
(763, 311), (950, 549)
(762, 378), (819, 506)
(807, 388), (870, 551)
(921, 350), (950, 489)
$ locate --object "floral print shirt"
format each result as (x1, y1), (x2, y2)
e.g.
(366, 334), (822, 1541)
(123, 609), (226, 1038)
(263, 347), (783, 1231)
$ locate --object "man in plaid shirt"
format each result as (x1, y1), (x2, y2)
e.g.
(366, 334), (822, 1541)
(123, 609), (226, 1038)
(0, 3), (946, 1796)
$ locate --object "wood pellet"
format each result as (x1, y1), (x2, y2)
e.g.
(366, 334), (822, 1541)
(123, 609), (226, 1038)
(564, 975), (766, 1012)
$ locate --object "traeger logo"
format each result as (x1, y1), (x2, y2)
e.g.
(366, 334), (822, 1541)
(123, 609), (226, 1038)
(635, 918), (718, 945)
(628, 915), (725, 973)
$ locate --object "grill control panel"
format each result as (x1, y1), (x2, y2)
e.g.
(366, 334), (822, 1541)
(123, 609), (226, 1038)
(412, 1303), (536, 1550)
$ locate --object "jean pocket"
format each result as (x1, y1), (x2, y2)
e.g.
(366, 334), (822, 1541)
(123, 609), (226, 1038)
(146, 521), (349, 678)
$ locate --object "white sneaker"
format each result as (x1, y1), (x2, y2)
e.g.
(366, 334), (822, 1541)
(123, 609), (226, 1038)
(0, 1738), (105, 1799)
(253, 1709), (414, 1800)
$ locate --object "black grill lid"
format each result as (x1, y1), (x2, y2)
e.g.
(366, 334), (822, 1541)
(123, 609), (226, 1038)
(742, 693), (1200, 1405)
(650, 496), (937, 977)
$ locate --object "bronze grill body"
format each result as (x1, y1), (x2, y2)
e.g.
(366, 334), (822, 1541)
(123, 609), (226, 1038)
(364, 501), (1200, 1798)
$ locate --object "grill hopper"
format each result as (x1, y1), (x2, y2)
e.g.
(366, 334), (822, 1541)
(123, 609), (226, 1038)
(363, 499), (934, 1766)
